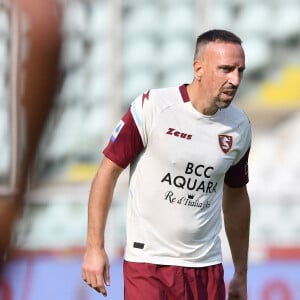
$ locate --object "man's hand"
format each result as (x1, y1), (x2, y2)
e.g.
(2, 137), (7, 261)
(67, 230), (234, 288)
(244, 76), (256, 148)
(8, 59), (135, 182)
(227, 272), (247, 300)
(82, 158), (123, 297)
(82, 248), (110, 297)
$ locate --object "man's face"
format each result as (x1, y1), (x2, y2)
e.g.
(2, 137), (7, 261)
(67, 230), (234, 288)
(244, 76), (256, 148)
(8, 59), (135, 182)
(199, 42), (245, 110)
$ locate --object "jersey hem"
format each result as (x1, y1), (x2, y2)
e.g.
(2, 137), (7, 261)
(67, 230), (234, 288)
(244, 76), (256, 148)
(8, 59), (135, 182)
(124, 255), (222, 268)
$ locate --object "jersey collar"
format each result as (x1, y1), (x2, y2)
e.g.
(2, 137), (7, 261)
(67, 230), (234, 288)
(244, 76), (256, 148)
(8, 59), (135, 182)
(179, 84), (190, 103)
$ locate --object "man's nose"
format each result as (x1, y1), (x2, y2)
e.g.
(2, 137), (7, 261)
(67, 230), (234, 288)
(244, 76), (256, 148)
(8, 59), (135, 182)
(229, 69), (242, 86)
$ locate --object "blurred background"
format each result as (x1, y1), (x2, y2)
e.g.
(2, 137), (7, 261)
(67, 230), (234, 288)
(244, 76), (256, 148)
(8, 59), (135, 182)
(0, 0), (300, 299)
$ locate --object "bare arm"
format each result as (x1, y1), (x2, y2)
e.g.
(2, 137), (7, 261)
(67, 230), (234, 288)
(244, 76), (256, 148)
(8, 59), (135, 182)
(82, 157), (123, 297)
(223, 183), (250, 300)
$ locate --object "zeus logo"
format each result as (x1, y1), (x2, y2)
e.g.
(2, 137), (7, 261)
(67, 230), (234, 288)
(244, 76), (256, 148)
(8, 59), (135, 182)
(166, 128), (192, 140)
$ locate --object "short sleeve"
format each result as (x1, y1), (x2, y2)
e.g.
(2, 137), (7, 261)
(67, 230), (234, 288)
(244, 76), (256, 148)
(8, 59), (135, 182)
(224, 147), (250, 187)
(103, 108), (144, 169)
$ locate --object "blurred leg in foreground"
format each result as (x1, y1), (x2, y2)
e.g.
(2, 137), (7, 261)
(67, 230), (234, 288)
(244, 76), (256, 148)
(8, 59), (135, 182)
(0, 0), (62, 264)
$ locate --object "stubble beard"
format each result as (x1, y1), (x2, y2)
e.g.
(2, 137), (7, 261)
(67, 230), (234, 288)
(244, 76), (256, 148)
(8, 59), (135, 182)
(215, 97), (232, 110)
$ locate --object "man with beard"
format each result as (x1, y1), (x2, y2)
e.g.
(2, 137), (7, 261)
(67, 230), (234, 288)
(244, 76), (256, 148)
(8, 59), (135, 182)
(82, 29), (251, 300)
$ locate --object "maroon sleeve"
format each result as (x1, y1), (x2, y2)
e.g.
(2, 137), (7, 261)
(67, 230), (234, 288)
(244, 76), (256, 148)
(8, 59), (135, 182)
(103, 109), (144, 169)
(224, 148), (250, 188)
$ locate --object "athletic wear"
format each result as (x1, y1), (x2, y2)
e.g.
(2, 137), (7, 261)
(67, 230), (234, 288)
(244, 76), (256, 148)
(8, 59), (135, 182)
(123, 261), (225, 300)
(104, 84), (251, 267)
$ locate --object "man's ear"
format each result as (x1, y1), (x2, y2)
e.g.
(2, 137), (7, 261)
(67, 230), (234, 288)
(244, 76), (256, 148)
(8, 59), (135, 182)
(193, 60), (203, 81)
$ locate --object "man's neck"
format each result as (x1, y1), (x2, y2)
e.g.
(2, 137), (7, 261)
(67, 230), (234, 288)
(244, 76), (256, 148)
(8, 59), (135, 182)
(186, 82), (218, 116)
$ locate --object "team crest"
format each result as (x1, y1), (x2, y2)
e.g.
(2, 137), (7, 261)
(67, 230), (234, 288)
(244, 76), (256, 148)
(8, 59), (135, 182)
(218, 135), (233, 154)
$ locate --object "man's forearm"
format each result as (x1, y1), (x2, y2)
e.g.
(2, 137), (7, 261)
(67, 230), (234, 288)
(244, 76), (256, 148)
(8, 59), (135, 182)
(86, 157), (123, 250)
(223, 185), (250, 275)
(82, 158), (123, 296)
(86, 180), (110, 249)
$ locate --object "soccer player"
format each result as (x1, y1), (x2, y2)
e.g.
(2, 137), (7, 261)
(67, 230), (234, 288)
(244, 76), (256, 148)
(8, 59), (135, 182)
(82, 29), (251, 300)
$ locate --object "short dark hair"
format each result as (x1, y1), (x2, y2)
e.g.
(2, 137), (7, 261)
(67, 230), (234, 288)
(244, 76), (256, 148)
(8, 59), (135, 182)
(194, 29), (242, 59)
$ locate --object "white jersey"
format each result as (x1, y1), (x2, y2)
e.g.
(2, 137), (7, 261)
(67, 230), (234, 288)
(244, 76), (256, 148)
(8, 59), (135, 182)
(104, 85), (251, 267)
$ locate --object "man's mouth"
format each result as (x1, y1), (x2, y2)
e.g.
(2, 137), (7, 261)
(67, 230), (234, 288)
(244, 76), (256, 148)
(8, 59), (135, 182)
(222, 90), (236, 96)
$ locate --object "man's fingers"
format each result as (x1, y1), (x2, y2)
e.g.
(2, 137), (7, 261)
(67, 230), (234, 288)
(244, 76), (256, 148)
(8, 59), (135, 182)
(82, 273), (108, 296)
(82, 270), (86, 282)
(84, 279), (107, 296)
(91, 284), (106, 296)
(96, 273), (108, 296)
(104, 263), (110, 286)
(90, 276), (98, 289)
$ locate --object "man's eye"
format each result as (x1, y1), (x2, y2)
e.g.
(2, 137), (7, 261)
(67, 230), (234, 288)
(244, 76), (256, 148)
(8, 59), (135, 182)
(221, 67), (232, 72)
